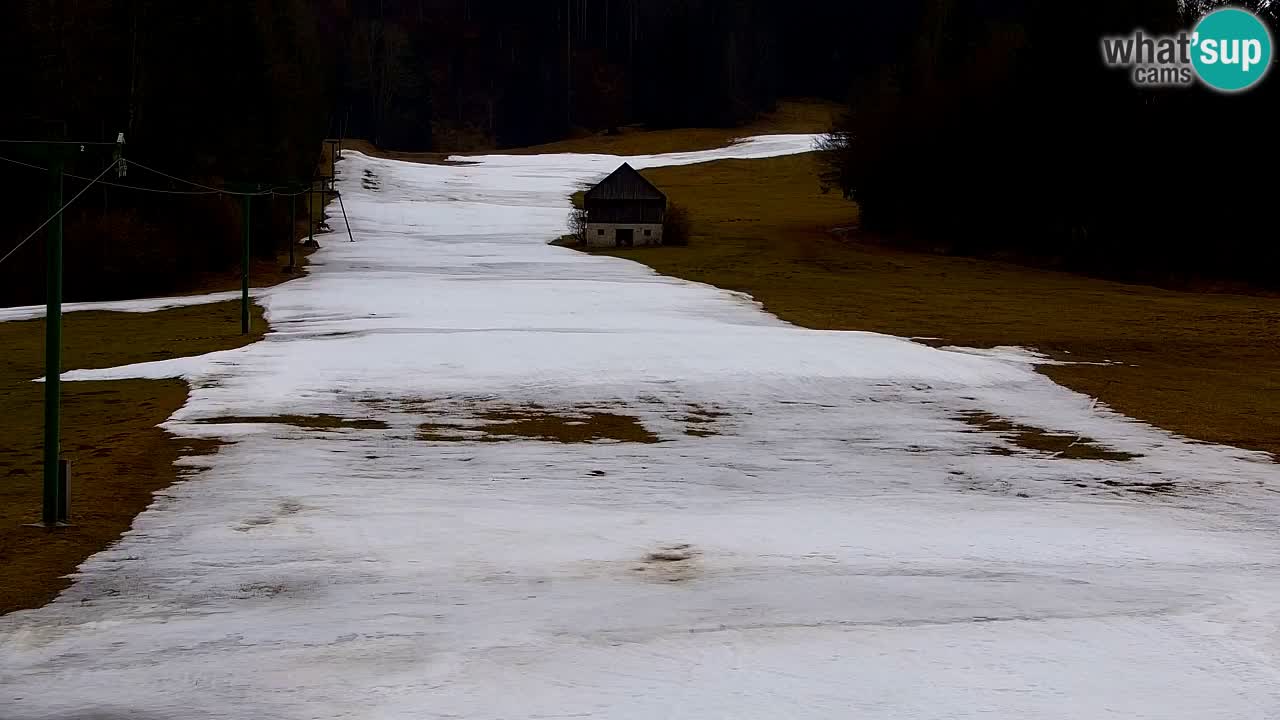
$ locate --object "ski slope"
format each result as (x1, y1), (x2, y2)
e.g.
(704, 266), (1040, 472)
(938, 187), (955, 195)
(3, 135), (1279, 719)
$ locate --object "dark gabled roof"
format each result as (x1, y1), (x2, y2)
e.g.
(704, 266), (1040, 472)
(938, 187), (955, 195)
(584, 163), (666, 202)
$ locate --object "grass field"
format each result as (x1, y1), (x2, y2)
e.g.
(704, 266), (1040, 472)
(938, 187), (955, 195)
(0, 301), (266, 613)
(583, 153), (1280, 460)
(506, 101), (837, 156)
(0, 301), (265, 614)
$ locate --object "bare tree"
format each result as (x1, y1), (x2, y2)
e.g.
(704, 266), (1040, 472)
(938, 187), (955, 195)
(570, 205), (588, 245)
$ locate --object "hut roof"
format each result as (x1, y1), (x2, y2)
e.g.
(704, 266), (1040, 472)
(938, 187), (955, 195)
(584, 163), (666, 202)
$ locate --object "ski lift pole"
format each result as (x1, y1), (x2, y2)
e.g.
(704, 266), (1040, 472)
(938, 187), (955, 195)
(241, 186), (253, 335)
(288, 185), (297, 271)
(337, 189), (354, 243)
(326, 139), (339, 188)
(41, 153), (65, 526)
(2, 136), (122, 528)
(307, 182), (314, 245)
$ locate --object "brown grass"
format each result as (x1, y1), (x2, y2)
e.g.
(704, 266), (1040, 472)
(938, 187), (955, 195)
(959, 412), (1139, 461)
(197, 415), (389, 430)
(506, 100), (836, 156)
(681, 404), (727, 437)
(0, 300), (266, 614)
(417, 406), (658, 444)
(579, 153), (1280, 461)
(480, 409), (657, 444)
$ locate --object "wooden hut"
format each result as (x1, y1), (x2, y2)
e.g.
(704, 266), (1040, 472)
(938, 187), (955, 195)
(583, 163), (666, 247)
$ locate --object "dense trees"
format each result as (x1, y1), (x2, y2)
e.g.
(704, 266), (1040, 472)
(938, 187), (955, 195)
(819, 0), (1280, 288)
(336, 0), (788, 150)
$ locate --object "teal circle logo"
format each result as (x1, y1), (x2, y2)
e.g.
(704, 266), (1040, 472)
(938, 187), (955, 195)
(1191, 8), (1273, 92)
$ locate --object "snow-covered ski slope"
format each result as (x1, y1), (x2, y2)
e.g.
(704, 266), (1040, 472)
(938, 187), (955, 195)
(0, 289), (262, 322)
(3, 135), (1280, 719)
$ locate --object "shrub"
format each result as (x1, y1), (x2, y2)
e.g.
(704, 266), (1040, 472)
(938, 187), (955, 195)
(569, 205), (588, 245)
(663, 202), (691, 246)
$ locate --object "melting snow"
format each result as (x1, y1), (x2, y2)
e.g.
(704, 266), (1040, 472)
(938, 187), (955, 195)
(3, 135), (1279, 719)
(0, 289), (265, 322)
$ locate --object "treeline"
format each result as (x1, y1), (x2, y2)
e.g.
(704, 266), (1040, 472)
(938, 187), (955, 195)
(340, 0), (790, 150)
(820, 0), (1280, 289)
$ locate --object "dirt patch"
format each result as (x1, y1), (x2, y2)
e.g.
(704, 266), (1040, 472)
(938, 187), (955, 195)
(635, 543), (699, 583)
(237, 582), (290, 598)
(958, 412), (1139, 461)
(0, 299), (266, 614)
(1101, 479), (1178, 495)
(411, 401), (722, 442)
(479, 409), (657, 444)
(198, 414), (388, 430)
(481, 408), (657, 444)
(235, 500), (304, 532)
(681, 404), (728, 437)
(416, 406), (658, 444)
(647, 544), (696, 562)
(415, 422), (482, 442)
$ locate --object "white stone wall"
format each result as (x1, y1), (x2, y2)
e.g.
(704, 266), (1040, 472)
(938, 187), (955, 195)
(585, 222), (664, 247)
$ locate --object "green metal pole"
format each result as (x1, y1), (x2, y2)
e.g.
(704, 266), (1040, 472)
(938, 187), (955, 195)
(308, 186), (314, 245)
(288, 189), (296, 270)
(42, 155), (64, 526)
(328, 141), (337, 189)
(241, 190), (251, 335)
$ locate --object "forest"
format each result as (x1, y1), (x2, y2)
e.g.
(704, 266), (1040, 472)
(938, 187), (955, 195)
(0, 0), (1275, 305)
(818, 0), (1280, 289)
